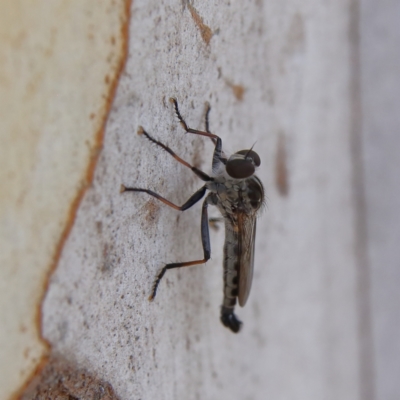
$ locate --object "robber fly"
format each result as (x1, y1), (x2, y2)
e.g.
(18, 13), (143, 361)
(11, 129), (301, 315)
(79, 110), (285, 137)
(121, 98), (264, 333)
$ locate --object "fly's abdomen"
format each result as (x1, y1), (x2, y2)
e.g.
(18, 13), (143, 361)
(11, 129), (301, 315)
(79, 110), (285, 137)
(222, 224), (239, 308)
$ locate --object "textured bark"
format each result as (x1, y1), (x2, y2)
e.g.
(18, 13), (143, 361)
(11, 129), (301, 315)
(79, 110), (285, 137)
(44, 2), (362, 399)
(4, 1), (400, 399)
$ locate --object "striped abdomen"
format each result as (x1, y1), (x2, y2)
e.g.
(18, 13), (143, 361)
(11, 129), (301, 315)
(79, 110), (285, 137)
(222, 221), (239, 308)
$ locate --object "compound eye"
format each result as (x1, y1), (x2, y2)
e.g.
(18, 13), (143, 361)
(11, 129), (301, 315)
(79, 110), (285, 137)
(236, 149), (261, 166)
(226, 158), (255, 179)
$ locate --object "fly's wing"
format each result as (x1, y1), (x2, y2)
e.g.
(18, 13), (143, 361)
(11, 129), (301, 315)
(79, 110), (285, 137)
(237, 212), (257, 307)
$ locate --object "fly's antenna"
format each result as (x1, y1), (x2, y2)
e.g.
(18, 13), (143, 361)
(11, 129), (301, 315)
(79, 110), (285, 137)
(244, 142), (257, 160)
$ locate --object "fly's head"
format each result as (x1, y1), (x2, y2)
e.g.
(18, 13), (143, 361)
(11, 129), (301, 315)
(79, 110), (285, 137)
(225, 149), (261, 179)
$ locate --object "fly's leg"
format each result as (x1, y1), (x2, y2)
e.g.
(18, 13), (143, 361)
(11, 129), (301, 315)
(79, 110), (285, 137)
(170, 97), (218, 140)
(204, 101), (229, 167)
(203, 101), (227, 168)
(204, 101), (215, 145)
(169, 98), (225, 169)
(137, 126), (212, 182)
(120, 186), (211, 299)
(148, 194), (213, 300)
(220, 307), (242, 333)
(120, 184), (207, 212)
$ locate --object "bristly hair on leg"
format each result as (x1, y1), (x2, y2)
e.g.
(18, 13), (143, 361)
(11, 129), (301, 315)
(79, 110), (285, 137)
(148, 267), (167, 301)
(169, 97), (189, 132)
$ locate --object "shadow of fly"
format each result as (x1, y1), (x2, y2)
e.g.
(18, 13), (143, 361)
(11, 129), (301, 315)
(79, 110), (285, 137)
(121, 98), (264, 333)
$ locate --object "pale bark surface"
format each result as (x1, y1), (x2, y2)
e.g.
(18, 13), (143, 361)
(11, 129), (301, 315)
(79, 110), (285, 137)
(0, 2), (128, 399)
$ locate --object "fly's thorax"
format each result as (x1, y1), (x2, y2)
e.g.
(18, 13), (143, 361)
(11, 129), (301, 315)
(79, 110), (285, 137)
(206, 175), (264, 215)
(206, 176), (239, 216)
(243, 176), (264, 212)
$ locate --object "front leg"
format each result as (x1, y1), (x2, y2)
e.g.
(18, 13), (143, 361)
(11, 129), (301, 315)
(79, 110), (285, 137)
(137, 126), (212, 182)
(169, 97), (225, 170)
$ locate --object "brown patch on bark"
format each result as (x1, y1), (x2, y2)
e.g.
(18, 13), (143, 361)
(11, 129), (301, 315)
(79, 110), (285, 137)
(226, 81), (246, 101)
(275, 134), (289, 196)
(285, 13), (305, 55)
(188, 4), (213, 45)
(144, 200), (161, 223)
(20, 355), (120, 400)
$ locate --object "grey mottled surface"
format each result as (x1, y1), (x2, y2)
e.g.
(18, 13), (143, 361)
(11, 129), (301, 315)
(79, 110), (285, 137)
(361, 1), (400, 399)
(42, 1), (400, 399)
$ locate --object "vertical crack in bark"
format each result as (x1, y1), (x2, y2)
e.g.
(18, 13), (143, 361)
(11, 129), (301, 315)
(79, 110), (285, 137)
(349, 1), (376, 399)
